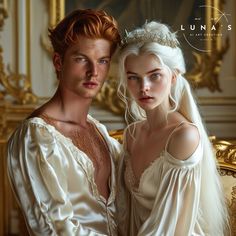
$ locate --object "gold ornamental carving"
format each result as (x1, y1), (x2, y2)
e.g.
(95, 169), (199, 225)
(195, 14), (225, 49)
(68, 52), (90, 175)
(214, 138), (236, 235)
(0, 47), (37, 105)
(41, 0), (65, 55)
(0, 0), (8, 30)
(213, 139), (236, 171)
(0, 0), (37, 105)
(94, 76), (125, 115)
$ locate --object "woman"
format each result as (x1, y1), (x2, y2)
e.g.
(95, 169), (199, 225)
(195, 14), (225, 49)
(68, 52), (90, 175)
(117, 21), (229, 236)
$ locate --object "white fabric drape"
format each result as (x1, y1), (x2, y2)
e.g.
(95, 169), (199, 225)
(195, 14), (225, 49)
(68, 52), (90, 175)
(117, 125), (206, 236)
(8, 116), (121, 236)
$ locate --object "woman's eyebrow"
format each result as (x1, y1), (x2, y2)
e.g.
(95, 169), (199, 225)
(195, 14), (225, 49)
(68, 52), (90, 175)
(146, 68), (162, 74)
(126, 68), (162, 75)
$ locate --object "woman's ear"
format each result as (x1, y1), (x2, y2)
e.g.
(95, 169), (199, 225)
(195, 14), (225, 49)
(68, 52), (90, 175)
(171, 69), (179, 85)
(171, 73), (177, 85)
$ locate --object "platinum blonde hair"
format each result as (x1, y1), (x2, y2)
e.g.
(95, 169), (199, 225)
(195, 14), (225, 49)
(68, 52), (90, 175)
(118, 21), (229, 235)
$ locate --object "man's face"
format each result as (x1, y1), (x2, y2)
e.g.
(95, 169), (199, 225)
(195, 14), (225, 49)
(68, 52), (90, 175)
(54, 36), (112, 99)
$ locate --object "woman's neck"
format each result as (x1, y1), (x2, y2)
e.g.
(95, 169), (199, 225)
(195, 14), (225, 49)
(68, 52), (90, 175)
(145, 100), (171, 132)
(145, 108), (167, 131)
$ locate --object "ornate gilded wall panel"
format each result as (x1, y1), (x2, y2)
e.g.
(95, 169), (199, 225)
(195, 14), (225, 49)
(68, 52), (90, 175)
(213, 139), (236, 171)
(0, 0), (37, 105)
(0, 0), (8, 30)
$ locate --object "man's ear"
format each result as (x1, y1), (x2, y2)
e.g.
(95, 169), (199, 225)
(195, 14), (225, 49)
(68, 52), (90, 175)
(53, 52), (62, 72)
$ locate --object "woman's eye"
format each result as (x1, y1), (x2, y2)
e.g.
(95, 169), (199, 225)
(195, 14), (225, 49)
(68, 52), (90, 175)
(150, 73), (161, 80)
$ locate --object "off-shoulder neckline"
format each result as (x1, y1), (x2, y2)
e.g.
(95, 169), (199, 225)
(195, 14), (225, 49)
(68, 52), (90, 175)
(126, 140), (202, 191)
(124, 121), (202, 191)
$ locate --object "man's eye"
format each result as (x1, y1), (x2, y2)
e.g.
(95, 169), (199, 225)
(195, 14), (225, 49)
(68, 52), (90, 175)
(150, 73), (161, 80)
(99, 59), (109, 64)
(74, 57), (87, 63)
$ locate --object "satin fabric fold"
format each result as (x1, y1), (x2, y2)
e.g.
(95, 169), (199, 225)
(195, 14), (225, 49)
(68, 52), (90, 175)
(117, 129), (206, 236)
(8, 116), (121, 236)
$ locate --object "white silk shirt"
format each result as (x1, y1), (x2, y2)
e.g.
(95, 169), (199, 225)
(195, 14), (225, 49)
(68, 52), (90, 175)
(7, 116), (121, 236)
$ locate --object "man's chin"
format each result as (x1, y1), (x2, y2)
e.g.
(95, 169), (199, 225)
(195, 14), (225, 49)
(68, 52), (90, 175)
(76, 85), (102, 99)
(83, 91), (100, 100)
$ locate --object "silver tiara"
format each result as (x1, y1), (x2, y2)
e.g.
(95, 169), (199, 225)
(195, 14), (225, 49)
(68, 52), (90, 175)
(121, 29), (179, 48)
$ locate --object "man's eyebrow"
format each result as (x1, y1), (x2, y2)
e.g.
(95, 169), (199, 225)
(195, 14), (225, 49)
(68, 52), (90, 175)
(126, 71), (138, 74)
(71, 51), (110, 60)
(71, 51), (86, 56)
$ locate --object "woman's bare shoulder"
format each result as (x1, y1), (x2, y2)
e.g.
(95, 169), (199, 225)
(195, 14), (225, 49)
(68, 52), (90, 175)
(167, 123), (200, 160)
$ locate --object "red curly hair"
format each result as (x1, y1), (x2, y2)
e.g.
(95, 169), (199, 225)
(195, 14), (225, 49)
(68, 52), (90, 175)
(49, 9), (120, 58)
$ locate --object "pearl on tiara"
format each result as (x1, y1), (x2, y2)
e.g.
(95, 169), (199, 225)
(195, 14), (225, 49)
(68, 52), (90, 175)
(121, 23), (179, 48)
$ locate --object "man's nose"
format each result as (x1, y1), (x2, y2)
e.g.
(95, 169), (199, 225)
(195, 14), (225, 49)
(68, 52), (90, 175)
(87, 62), (98, 78)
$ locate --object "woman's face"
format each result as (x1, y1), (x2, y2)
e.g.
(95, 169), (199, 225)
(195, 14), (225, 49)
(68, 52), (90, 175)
(125, 53), (174, 111)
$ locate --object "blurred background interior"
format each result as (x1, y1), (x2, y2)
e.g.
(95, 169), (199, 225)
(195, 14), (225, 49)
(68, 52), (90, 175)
(0, 0), (235, 235)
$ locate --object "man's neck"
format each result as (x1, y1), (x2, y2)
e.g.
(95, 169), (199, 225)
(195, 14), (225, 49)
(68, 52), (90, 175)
(44, 89), (92, 127)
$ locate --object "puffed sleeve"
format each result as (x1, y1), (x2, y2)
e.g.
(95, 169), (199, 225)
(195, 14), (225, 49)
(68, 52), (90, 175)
(7, 121), (106, 236)
(138, 146), (203, 236)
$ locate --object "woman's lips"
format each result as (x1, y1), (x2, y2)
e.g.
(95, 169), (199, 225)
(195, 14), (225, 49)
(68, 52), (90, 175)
(139, 96), (154, 103)
(83, 82), (98, 89)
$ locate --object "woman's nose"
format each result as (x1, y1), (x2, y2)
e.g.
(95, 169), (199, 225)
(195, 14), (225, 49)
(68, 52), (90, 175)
(140, 78), (150, 92)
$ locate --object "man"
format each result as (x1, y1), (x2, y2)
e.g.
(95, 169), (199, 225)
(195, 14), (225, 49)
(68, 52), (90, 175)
(7, 9), (121, 236)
